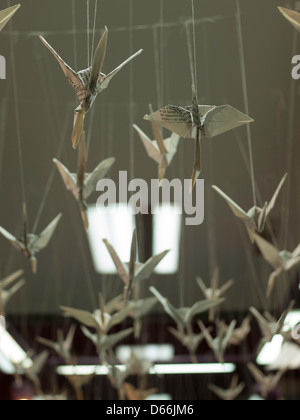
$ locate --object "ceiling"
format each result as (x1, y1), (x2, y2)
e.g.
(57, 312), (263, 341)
(0, 0), (299, 315)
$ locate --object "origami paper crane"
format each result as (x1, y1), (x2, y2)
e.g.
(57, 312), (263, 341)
(40, 28), (143, 149)
(61, 294), (134, 336)
(54, 132), (115, 230)
(124, 352), (153, 377)
(0, 4), (20, 32)
(248, 363), (287, 399)
(209, 375), (245, 401)
(197, 268), (234, 321)
(103, 230), (169, 303)
(198, 320), (237, 364)
(0, 209), (62, 274)
(168, 326), (209, 363)
(278, 7), (300, 31)
(133, 105), (180, 182)
(212, 174), (287, 243)
(250, 301), (295, 351)
(253, 233), (300, 297)
(37, 325), (76, 365)
(81, 326), (133, 360)
(124, 383), (157, 401)
(218, 316), (252, 347)
(0, 269), (25, 316)
(61, 295), (134, 361)
(150, 286), (224, 329)
(144, 86), (253, 190)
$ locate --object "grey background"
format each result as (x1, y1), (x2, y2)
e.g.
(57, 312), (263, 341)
(0, 0), (299, 315)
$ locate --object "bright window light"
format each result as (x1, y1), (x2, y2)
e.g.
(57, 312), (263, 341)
(0, 322), (32, 374)
(87, 204), (136, 274)
(57, 363), (236, 377)
(153, 204), (182, 274)
(146, 394), (172, 401)
(116, 344), (175, 363)
(149, 363), (236, 375)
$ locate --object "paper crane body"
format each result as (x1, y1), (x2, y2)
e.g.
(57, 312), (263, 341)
(250, 301), (295, 350)
(254, 233), (300, 297)
(0, 211), (62, 274)
(278, 7), (300, 31)
(0, 5), (21, 32)
(40, 28), (143, 149)
(0, 270), (25, 316)
(168, 327), (208, 357)
(248, 363), (286, 399)
(199, 320), (237, 364)
(103, 230), (169, 303)
(144, 87), (253, 190)
(212, 174), (287, 243)
(209, 375), (245, 401)
(220, 316), (252, 347)
(54, 133), (115, 230)
(197, 268), (234, 321)
(37, 325), (76, 365)
(133, 105), (180, 182)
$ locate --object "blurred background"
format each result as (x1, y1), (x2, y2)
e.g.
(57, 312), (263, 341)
(0, 0), (300, 400)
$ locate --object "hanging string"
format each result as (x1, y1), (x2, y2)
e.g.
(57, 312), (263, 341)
(87, 0), (90, 67)
(129, 0), (135, 181)
(191, 0), (198, 91)
(72, 0), (78, 69)
(235, 0), (256, 208)
(159, 0), (164, 109)
(283, 30), (297, 249)
(90, 0), (99, 67)
(152, 26), (162, 109)
(32, 115), (70, 234)
(8, 9), (28, 220)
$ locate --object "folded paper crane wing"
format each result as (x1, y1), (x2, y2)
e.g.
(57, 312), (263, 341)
(144, 105), (253, 139)
(0, 4), (21, 32)
(133, 250), (170, 286)
(278, 7), (300, 31)
(254, 233), (300, 296)
(212, 186), (250, 222)
(30, 213), (62, 253)
(0, 269), (24, 289)
(102, 239), (130, 286)
(266, 173), (288, 216)
(0, 226), (23, 251)
(0, 271), (26, 316)
(133, 123), (180, 181)
(209, 377), (245, 401)
(61, 306), (100, 329)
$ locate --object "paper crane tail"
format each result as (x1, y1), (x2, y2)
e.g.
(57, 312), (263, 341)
(158, 166), (165, 183)
(72, 109), (85, 150)
(81, 209), (89, 231)
(190, 164), (201, 193)
(30, 256), (37, 274)
(266, 270), (281, 298)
